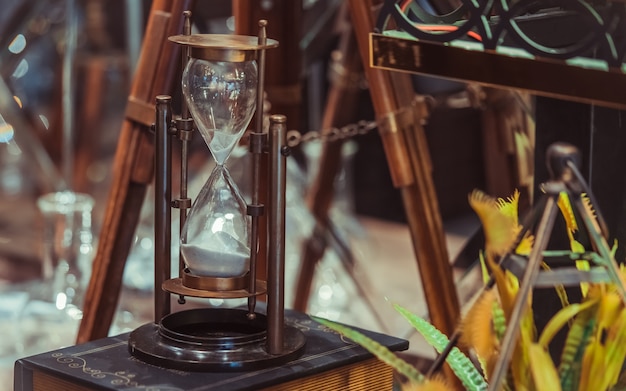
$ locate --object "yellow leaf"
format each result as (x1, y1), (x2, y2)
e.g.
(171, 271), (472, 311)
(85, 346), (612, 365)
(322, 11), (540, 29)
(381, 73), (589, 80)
(479, 251), (491, 285)
(469, 190), (517, 256)
(510, 308), (536, 391)
(541, 262), (570, 310)
(515, 231), (534, 256)
(572, 239), (590, 298)
(528, 343), (562, 391)
(538, 300), (597, 349)
(557, 192), (578, 234)
(604, 307), (626, 388)
(402, 376), (450, 391)
(581, 193), (601, 234)
(460, 289), (499, 369)
(579, 290), (622, 390)
(496, 189), (521, 226)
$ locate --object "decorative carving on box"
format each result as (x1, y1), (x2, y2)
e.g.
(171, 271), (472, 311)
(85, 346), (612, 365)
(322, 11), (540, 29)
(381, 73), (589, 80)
(376, 0), (626, 70)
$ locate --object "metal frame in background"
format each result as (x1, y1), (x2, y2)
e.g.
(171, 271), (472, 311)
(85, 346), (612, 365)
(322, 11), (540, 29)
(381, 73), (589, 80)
(372, 0), (626, 109)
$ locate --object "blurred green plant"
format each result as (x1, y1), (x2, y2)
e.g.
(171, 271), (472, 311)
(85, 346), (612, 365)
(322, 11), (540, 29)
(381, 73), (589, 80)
(317, 190), (626, 391)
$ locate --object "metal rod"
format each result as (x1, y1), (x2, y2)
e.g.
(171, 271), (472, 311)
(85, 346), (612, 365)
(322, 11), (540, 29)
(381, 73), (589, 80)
(62, 0), (78, 190)
(247, 132), (263, 318)
(155, 95), (172, 322)
(267, 114), (287, 355)
(573, 194), (626, 303)
(180, 11), (192, 120)
(566, 159), (609, 239)
(256, 20), (267, 134)
(179, 11), (192, 282)
(488, 189), (560, 391)
(247, 20), (269, 317)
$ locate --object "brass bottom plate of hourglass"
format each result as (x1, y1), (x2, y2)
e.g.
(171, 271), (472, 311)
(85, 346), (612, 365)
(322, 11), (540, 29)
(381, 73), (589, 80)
(163, 277), (267, 299)
(128, 308), (306, 372)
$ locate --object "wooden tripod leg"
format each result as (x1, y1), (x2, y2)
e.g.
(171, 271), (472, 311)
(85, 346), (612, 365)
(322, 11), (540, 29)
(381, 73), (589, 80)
(293, 21), (363, 312)
(77, 0), (194, 344)
(347, 0), (460, 339)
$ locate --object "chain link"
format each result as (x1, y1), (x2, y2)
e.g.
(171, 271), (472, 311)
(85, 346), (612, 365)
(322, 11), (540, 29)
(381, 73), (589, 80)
(282, 85), (490, 148)
(286, 119), (378, 148)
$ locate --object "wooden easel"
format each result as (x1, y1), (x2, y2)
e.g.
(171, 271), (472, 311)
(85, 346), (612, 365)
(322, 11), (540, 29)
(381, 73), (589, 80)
(348, 0), (461, 338)
(76, 0), (193, 344)
(78, 0), (461, 348)
(234, 0), (461, 338)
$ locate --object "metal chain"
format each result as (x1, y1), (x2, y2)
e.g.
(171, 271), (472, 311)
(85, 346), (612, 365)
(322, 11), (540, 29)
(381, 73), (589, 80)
(286, 119), (378, 148)
(282, 84), (492, 148)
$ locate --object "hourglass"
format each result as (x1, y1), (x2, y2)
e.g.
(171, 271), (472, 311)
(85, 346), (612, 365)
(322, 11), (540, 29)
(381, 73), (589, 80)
(179, 36), (258, 286)
(128, 17), (306, 371)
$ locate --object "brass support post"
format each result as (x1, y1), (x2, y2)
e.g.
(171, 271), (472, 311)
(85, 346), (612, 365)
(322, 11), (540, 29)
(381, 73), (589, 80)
(154, 95), (173, 321)
(247, 20), (269, 318)
(267, 114), (288, 354)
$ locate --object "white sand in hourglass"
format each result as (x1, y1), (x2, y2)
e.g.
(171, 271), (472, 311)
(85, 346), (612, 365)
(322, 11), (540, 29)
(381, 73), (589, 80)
(181, 231), (250, 277)
(207, 132), (241, 165)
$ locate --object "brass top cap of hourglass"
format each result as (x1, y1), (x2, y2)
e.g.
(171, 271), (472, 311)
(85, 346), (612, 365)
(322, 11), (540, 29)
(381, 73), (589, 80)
(169, 34), (279, 62)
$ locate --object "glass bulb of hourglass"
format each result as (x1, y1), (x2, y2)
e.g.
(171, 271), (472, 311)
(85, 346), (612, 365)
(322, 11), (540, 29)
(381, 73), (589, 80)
(183, 58), (257, 165)
(180, 58), (257, 278)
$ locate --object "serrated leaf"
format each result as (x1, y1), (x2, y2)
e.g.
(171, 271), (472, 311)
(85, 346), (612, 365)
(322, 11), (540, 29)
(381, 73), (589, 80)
(469, 190), (517, 256)
(393, 304), (488, 391)
(313, 316), (424, 385)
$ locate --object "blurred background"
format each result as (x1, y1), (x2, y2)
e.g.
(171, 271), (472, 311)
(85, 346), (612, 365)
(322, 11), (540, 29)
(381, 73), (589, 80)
(9, 0), (621, 388)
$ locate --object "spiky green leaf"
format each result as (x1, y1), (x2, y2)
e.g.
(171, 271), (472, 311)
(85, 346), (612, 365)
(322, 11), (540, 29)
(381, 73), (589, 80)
(393, 304), (488, 391)
(313, 316), (424, 385)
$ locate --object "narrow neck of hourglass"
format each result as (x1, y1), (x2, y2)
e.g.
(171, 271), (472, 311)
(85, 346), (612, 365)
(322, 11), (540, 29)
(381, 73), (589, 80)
(206, 131), (245, 165)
